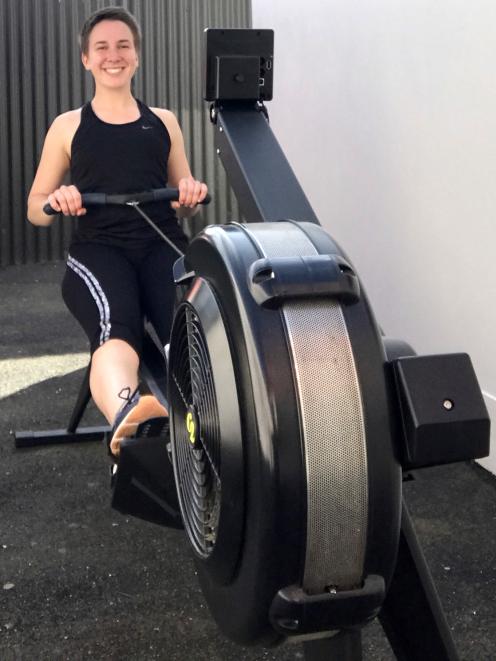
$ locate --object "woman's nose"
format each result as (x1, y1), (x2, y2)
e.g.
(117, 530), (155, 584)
(106, 48), (121, 60)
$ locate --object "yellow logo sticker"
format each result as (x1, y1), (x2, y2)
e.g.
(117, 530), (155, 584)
(186, 411), (196, 445)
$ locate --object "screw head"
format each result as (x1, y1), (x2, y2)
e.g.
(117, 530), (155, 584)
(276, 618), (299, 631)
(443, 399), (454, 411)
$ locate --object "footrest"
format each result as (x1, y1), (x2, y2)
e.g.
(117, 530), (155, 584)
(111, 429), (183, 529)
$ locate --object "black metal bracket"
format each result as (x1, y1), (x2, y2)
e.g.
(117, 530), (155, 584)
(212, 101), (319, 224)
(379, 501), (460, 661)
(15, 362), (111, 448)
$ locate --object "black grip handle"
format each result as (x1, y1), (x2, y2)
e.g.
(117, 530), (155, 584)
(43, 193), (108, 215)
(43, 188), (211, 215)
(152, 188), (211, 205)
(42, 202), (61, 215)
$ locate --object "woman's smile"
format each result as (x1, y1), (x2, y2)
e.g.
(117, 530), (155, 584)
(103, 67), (126, 74)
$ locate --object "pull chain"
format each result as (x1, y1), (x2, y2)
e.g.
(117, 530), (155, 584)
(126, 201), (185, 258)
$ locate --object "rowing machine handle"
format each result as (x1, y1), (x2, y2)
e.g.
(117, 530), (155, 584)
(42, 187), (211, 215)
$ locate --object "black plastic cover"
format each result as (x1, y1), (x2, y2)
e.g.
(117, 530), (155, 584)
(111, 432), (183, 529)
(216, 55), (261, 100)
(204, 29), (274, 101)
(269, 575), (385, 636)
(248, 254), (360, 307)
(392, 353), (490, 469)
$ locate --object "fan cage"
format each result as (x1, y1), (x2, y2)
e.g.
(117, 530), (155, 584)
(170, 303), (222, 558)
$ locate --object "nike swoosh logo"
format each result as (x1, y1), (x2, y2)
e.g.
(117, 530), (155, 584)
(141, 125), (153, 130)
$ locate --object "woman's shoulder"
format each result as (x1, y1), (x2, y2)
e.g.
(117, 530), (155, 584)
(148, 107), (180, 133)
(148, 106), (175, 120)
(48, 108), (84, 155)
(51, 107), (83, 131)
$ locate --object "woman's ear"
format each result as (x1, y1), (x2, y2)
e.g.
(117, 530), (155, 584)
(81, 52), (90, 70)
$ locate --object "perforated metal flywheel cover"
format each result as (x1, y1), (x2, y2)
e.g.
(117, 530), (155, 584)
(241, 222), (368, 593)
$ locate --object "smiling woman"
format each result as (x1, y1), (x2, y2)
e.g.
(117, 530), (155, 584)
(26, 6), (208, 462)
(81, 20), (140, 101)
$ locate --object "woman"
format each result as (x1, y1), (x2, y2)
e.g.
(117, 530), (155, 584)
(27, 6), (208, 458)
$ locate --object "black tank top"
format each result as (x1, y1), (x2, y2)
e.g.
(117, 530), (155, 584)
(70, 99), (187, 248)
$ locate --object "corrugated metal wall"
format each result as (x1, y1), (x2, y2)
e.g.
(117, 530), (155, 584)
(0, 0), (251, 266)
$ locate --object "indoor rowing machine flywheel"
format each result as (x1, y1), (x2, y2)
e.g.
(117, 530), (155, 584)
(168, 220), (402, 645)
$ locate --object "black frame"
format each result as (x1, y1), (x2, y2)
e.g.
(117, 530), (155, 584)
(203, 28), (462, 661)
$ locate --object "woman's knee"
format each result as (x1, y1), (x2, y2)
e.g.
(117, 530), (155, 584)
(92, 338), (140, 369)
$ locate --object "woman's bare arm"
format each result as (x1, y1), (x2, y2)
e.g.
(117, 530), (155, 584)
(27, 111), (84, 225)
(152, 108), (208, 216)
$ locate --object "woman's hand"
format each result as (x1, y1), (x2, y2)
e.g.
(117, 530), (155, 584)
(171, 177), (208, 209)
(47, 184), (87, 217)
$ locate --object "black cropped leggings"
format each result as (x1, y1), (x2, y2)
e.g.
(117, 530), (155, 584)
(61, 239), (187, 356)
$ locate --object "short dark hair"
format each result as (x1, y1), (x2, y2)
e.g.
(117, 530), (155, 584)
(79, 6), (141, 55)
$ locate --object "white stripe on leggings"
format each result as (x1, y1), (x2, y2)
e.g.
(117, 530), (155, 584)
(67, 254), (111, 345)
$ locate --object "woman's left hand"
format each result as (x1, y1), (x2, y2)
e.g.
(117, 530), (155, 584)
(172, 177), (208, 209)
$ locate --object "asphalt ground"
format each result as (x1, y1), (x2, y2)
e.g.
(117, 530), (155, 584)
(0, 261), (495, 661)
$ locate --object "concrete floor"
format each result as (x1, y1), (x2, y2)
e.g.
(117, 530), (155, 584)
(0, 261), (495, 661)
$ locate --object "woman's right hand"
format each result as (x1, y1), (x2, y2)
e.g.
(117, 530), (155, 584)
(46, 185), (87, 216)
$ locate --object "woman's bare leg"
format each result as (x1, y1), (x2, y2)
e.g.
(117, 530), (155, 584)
(90, 339), (139, 424)
(90, 338), (168, 457)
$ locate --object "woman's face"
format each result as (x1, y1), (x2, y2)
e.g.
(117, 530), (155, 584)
(81, 20), (139, 90)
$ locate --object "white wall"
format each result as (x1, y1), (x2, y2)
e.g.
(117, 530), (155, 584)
(252, 0), (496, 473)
